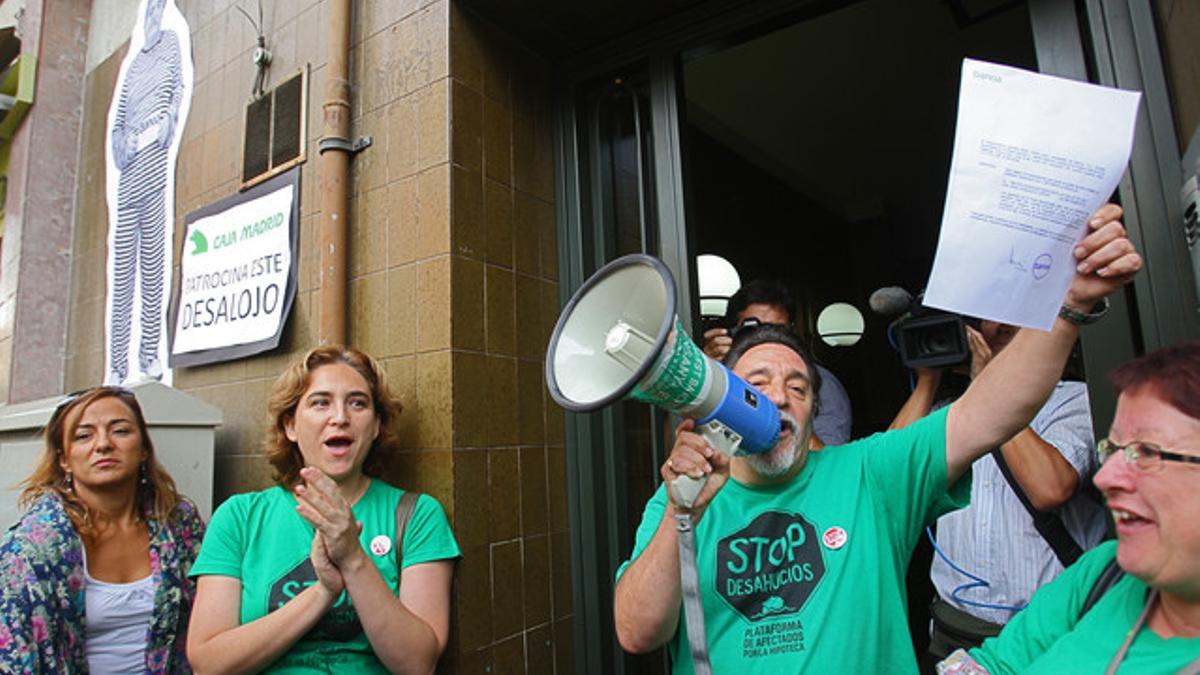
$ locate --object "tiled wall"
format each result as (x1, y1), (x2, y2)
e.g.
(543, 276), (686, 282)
(63, 0), (569, 673)
(443, 5), (570, 673)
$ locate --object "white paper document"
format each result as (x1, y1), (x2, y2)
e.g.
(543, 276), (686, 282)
(923, 58), (1141, 330)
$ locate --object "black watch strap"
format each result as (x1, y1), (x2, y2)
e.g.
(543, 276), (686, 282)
(1059, 297), (1109, 326)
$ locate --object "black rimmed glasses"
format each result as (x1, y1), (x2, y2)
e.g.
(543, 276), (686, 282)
(1096, 438), (1200, 473)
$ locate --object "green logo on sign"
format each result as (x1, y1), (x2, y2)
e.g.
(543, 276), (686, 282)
(189, 229), (208, 255)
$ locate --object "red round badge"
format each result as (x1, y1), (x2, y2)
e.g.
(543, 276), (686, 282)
(822, 526), (848, 550)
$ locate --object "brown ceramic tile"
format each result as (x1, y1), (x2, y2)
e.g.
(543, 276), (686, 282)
(415, 255), (451, 350)
(537, 198), (558, 281)
(381, 355), (418, 446)
(349, 271), (388, 357)
(526, 624), (554, 674)
(551, 531), (573, 619)
(520, 446), (548, 536)
(354, 107), (387, 193)
(268, 16), (299, 83)
(452, 449), (488, 546)
(492, 632), (525, 675)
(452, 79), (483, 174)
(452, 166), (485, 261)
(416, 164), (451, 259)
(452, 542), (494, 653)
(383, 448), (454, 513)
(386, 264), (418, 356)
(491, 540), (525, 639)
(451, 254), (485, 350)
(488, 447), (520, 541)
(451, 349), (487, 446)
(362, 0), (405, 40)
(448, 646), (494, 675)
(511, 112), (537, 201)
(515, 358), (545, 447)
(448, 4), (482, 91)
(511, 191), (541, 276)
(484, 264), (515, 357)
(514, 273), (542, 362)
(484, 356), (518, 448)
(484, 179), (514, 269)
(387, 95), (419, 181)
(382, 181), (417, 268)
(539, 278), (560, 360)
(545, 394), (565, 448)
(415, 80), (451, 173)
(296, 214), (317, 293)
(480, 33), (511, 108)
(483, 97), (512, 185)
(547, 445), (568, 532)
(414, 350), (453, 447)
(295, 5), (321, 70)
(417, 3), (450, 88)
(554, 618), (574, 674)
(350, 185), (386, 277)
(523, 534), (551, 627)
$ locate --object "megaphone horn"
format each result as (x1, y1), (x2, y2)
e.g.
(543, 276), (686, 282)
(545, 254), (781, 508)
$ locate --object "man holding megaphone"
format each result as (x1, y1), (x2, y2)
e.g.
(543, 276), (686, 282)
(611, 204), (1141, 674)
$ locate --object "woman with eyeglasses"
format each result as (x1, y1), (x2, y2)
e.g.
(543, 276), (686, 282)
(186, 346), (459, 674)
(939, 341), (1200, 675)
(0, 387), (205, 673)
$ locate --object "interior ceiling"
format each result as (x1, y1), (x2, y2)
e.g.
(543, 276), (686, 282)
(463, 0), (1034, 225)
(457, 0), (711, 59)
(683, 0), (1033, 223)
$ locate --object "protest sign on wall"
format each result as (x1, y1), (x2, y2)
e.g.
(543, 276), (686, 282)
(170, 168), (299, 367)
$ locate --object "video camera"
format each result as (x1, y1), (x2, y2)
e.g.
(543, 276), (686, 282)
(871, 286), (979, 369)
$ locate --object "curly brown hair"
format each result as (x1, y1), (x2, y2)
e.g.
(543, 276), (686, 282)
(20, 387), (180, 537)
(264, 346), (403, 488)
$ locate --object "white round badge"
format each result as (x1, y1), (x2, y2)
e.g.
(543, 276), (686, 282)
(822, 526), (848, 550)
(370, 534), (392, 556)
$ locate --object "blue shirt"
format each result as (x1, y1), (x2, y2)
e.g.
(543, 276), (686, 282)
(930, 381), (1107, 624)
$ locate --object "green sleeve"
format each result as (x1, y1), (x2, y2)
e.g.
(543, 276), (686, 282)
(400, 494), (461, 568)
(189, 495), (248, 579)
(970, 541), (1118, 673)
(615, 484), (669, 582)
(863, 406), (970, 544)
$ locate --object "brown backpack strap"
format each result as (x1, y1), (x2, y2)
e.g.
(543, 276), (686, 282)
(394, 491), (420, 590)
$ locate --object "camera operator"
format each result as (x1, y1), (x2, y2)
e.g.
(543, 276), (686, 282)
(703, 279), (853, 445)
(891, 319), (1107, 669)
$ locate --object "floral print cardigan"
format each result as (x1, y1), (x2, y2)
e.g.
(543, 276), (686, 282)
(0, 492), (205, 673)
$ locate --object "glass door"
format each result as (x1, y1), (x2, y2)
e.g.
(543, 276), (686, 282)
(556, 57), (687, 675)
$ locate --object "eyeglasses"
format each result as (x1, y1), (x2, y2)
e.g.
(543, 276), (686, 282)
(1096, 438), (1200, 473)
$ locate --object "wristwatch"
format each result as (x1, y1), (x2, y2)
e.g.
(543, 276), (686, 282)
(1058, 297), (1110, 326)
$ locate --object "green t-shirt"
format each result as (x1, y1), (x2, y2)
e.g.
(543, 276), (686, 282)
(617, 406), (966, 674)
(971, 540), (1200, 673)
(190, 479), (461, 673)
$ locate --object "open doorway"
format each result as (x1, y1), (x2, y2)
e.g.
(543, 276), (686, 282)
(679, 0), (1037, 661)
(683, 0), (1037, 433)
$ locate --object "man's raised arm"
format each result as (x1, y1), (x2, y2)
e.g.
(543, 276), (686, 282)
(944, 204), (1141, 482)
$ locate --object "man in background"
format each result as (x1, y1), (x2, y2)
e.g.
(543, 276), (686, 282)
(891, 319), (1107, 666)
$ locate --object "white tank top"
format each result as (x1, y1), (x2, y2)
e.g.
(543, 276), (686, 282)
(84, 556), (157, 674)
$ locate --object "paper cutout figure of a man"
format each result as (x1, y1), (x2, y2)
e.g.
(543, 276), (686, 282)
(107, 0), (184, 383)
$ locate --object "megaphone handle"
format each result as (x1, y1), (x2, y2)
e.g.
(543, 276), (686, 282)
(668, 421), (741, 509)
(670, 474), (707, 510)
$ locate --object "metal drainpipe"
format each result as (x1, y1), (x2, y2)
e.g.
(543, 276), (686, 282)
(317, 0), (352, 346)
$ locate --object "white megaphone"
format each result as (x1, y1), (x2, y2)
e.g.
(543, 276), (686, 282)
(545, 254), (781, 508)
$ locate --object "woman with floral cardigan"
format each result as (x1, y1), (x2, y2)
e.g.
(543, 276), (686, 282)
(0, 386), (204, 673)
